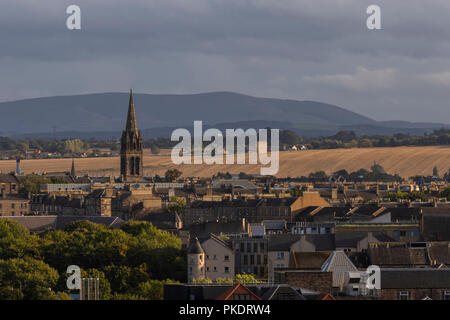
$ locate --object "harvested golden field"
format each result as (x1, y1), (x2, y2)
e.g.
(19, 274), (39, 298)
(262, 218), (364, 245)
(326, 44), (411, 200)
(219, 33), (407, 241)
(0, 146), (449, 179)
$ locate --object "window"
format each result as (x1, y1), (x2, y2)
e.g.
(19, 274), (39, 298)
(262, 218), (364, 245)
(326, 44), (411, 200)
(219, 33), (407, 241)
(225, 267), (229, 273)
(247, 242), (251, 253)
(213, 266), (217, 272)
(11, 203), (15, 209)
(444, 291), (450, 300)
(224, 255), (229, 261)
(253, 243), (258, 253)
(276, 252), (285, 259)
(243, 255), (248, 265)
(240, 243), (244, 252)
(206, 267), (210, 271)
(260, 243), (265, 251)
(257, 255), (261, 265)
(213, 254), (217, 260)
(399, 291), (409, 300)
(206, 255), (209, 259)
(250, 255), (255, 265)
(234, 294), (250, 300)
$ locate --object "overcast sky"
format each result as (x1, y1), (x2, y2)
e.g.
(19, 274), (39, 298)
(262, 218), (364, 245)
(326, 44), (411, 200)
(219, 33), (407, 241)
(0, 0), (449, 123)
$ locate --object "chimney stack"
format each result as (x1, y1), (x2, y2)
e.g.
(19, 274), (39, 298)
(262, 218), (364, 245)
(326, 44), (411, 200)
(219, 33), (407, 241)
(16, 158), (21, 176)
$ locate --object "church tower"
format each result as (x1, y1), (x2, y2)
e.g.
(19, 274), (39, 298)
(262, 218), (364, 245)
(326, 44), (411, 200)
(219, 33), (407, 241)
(120, 89), (143, 182)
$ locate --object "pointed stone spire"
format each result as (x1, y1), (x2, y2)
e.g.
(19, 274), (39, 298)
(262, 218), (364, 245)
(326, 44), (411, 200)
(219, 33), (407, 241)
(71, 158), (76, 177)
(126, 89), (138, 131)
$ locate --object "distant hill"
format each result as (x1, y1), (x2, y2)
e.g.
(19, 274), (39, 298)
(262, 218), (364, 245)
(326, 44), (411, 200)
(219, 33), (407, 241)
(0, 91), (447, 139)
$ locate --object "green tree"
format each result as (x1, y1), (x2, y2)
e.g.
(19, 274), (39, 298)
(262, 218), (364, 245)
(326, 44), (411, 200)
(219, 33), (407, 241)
(133, 279), (179, 300)
(235, 273), (263, 283)
(165, 169), (182, 182)
(0, 219), (40, 259)
(168, 196), (186, 215)
(289, 187), (303, 197)
(81, 268), (112, 300)
(438, 187), (450, 200)
(0, 257), (59, 300)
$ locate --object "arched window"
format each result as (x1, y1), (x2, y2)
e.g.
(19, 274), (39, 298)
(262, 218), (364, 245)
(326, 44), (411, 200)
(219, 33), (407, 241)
(135, 157), (140, 175)
(130, 156), (135, 175)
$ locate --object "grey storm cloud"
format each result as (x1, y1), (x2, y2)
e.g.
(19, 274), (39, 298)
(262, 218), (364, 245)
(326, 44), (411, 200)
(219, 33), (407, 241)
(0, 0), (449, 123)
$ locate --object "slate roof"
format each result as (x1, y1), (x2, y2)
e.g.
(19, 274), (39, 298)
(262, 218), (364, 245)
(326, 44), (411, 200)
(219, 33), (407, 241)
(294, 205), (420, 223)
(427, 244), (450, 265)
(0, 215), (124, 232)
(369, 247), (429, 266)
(0, 173), (20, 183)
(289, 251), (331, 269)
(352, 205), (380, 216)
(0, 193), (29, 201)
(421, 211), (450, 241)
(380, 268), (450, 289)
(139, 212), (181, 230)
(262, 220), (286, 230)
(268, 234), (335, 251)
(335, 231), (395, 248)
(55, 216), (125, 229)
(304, 234), (336, 251)
(267, 234), (305, 251)
(384, 207), (421, 221)
(0, 216), (57, 232)
(211, 179), (257, 190)
(189, 199), (260, 209)
(257, 285), (306, 300)
(188, 238), (205, 254)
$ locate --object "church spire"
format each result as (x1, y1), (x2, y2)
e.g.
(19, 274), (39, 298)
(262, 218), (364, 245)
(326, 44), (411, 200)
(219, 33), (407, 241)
(71, 158), (76, 177)
(126, 89), (138, 131)
(120, 88), (143, 182)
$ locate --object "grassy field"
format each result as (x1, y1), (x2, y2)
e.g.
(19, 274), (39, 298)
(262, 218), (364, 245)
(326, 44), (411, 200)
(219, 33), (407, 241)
(0, 146), (448, 179)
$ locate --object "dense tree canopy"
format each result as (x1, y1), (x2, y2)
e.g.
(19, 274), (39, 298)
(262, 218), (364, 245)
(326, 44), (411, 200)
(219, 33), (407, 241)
(0, 219), (185, 300)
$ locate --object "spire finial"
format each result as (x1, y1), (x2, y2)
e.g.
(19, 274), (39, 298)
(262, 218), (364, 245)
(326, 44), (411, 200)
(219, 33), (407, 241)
(126, 89), (138, 131)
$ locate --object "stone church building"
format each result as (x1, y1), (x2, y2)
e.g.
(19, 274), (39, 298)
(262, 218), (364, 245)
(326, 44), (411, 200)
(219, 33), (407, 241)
(120, 89), (144, 182)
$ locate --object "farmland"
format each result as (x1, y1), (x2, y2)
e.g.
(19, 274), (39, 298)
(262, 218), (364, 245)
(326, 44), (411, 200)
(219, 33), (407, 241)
(0, 146), (448, 179)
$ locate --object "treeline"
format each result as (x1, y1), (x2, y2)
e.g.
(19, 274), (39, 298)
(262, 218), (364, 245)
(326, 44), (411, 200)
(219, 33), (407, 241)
(1, 128), (449, 156)
(143, 137), (176, 154)
(280, 128), (450, 149)
(0, 219), (186, 300)
(288, 163), (403, 182)
(18, 175), (70, 195)
(0, 137), (89, 154)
